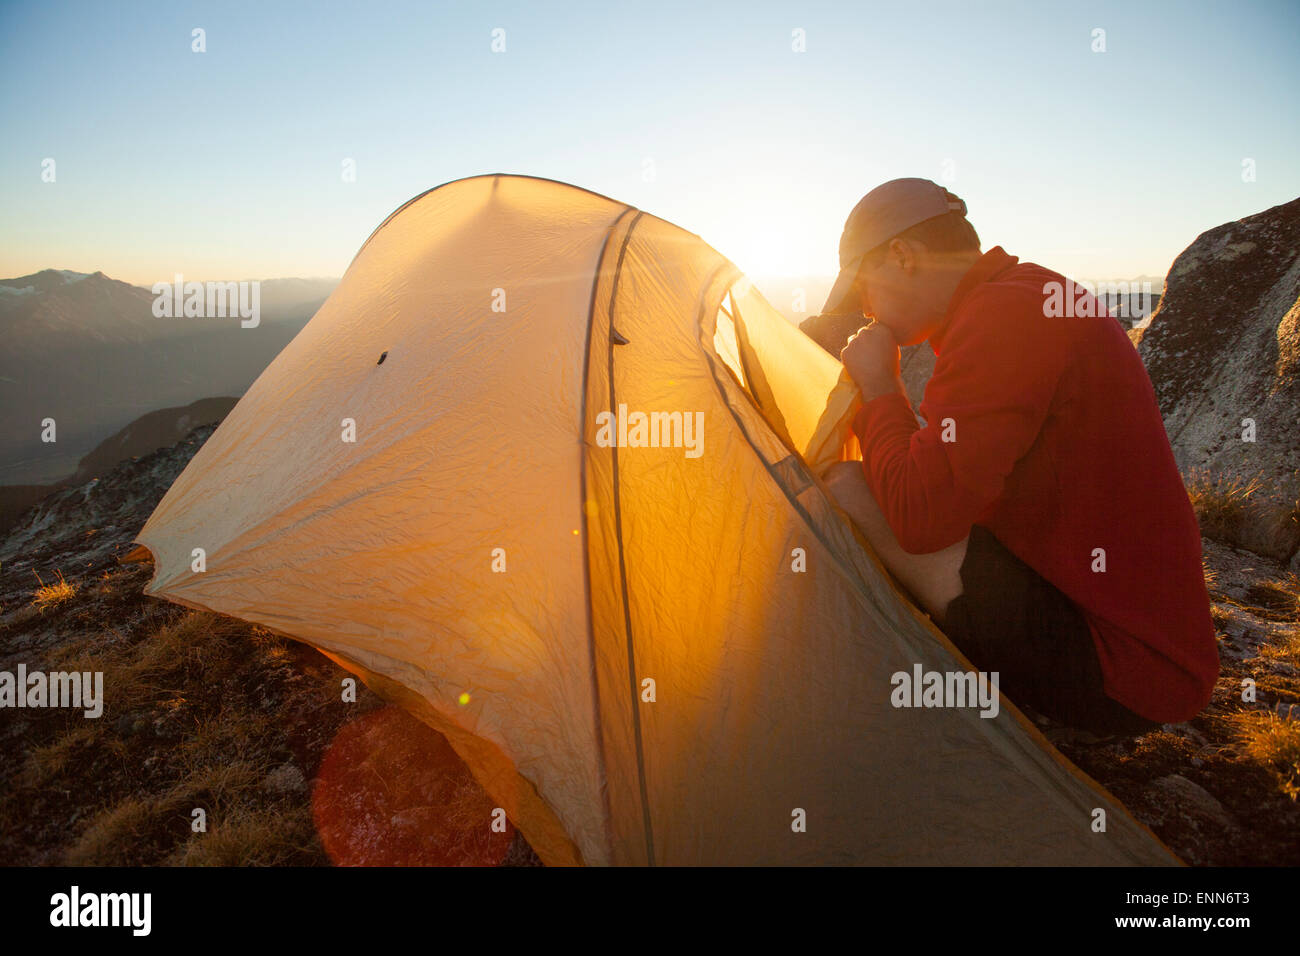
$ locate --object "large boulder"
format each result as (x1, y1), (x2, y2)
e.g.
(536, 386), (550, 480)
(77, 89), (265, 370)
(1137, 197), (1300, 562)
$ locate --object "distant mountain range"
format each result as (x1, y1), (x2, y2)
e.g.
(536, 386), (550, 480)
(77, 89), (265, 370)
(0, 269), (337, 486)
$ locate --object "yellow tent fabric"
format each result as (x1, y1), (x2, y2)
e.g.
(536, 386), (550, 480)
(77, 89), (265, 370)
(133, 174), (1178, 866)
(804, 366), (864, 477)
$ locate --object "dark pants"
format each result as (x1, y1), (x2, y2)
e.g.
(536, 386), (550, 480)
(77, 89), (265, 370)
(940, 525), (1161, 737)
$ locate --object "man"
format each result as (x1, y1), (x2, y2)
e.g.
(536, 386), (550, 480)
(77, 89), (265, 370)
(820, 178), (1219, 736)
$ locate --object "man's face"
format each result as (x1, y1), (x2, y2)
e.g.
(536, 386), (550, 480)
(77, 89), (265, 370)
(855, 251), (920, 345)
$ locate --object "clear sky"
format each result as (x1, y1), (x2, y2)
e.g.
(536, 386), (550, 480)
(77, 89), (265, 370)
(2, 0), (1297, 295)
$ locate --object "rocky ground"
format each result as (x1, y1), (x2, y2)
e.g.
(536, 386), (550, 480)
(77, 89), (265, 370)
(1048, 535), (1300, 865)
(0, 426), (1296, 865)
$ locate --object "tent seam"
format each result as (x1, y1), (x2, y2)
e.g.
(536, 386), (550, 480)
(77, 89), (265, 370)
(579, 203), (638, 866)
(603, 211), (657, 866)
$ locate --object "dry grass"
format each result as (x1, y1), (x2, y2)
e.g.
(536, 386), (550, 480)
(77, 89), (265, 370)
(1255, 571), (1300, 618)
(23, 723), (105, 788)
(1227, 710), (1300, 801)
(61, 746), (325, 866)
(63, 797), (169, 866)
(1185, 469), (1264, 548)
(167, 805), (320, 866)
(1203, 557), (1220, 595)
(132, 612), (249, 679)
(44, 611), (254, 715)
(31, 569), (76, 610)
(1186, 468), (1300, 562)
(177, 709), (272, 772)
(1260, 626), (1300, 665)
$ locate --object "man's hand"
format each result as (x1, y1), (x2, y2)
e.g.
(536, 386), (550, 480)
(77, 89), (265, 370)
(840, 321), (905, 402)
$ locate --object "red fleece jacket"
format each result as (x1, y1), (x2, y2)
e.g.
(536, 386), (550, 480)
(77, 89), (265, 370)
(851, 246), (1219, 723)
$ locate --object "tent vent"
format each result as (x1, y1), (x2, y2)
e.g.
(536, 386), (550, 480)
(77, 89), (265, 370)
(376, 350), (388, 365)
(611, 328), (629, 346)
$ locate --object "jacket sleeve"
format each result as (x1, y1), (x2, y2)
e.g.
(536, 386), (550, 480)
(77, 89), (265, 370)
(850, 287), (1067, 553)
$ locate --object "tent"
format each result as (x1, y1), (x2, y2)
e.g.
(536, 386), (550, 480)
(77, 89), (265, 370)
(132, 174), (1179, 866)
